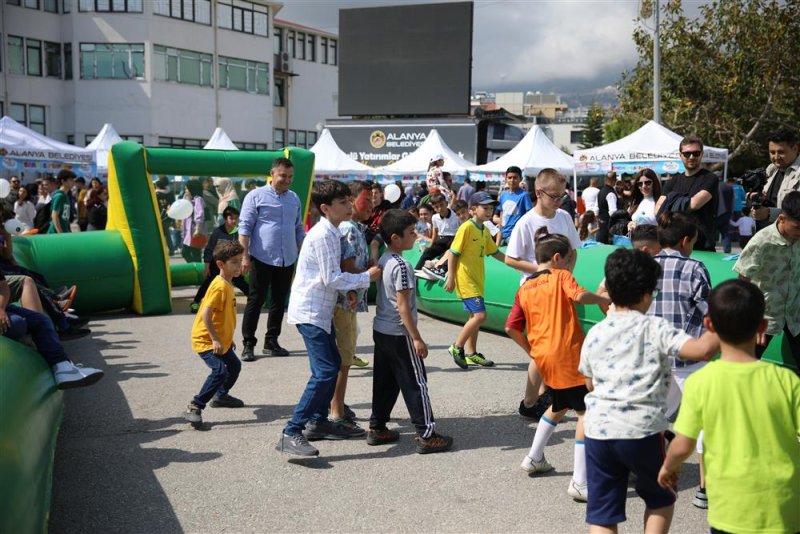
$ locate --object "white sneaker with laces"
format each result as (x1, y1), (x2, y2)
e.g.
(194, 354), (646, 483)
(567, 479), (588, 502)
(520, 455), (554, 474)
(414, 269), (436, 281)
(52, 361), (104, 389)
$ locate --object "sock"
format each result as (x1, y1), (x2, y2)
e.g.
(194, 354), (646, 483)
(453, 343), (464, 352)
(573, 440), (587, 485)
(528, 415), (557, 462)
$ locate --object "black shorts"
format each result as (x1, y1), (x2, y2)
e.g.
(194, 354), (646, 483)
(548, 384), (588, 412)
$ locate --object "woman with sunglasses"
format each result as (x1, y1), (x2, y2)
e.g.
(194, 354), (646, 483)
(629, 169), (662, 227)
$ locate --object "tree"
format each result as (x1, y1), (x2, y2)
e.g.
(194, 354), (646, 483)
(579, 103), (605, 149)
(607, 0), (800, 173)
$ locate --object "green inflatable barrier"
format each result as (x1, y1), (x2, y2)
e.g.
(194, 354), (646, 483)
(406, 244), (796, 370)
(0, 337), (63, 534)
(170, 262), (205, 287)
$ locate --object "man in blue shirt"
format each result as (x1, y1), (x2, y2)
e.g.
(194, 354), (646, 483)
(238, 157), (305, 361)
(497, 166), (533, 245)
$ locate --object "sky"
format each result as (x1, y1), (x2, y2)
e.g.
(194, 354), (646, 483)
(276, 0), (657, 95)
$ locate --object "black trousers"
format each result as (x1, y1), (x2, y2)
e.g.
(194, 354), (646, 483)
(755, 324), (800, 372)
(370, 331), (435, 438)
(240, 257), (294, 347)
(414, 236), (454, 270)
(596, 219), (610, 244)
(192, 263), (249, 305)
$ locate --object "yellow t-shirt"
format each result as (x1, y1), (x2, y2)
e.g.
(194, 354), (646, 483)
(191, 276), (236, 353)
(674, 360), (800, 534)
(449, 219), (498, 299)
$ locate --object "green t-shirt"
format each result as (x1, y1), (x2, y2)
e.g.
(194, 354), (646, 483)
(47, 190), (71, 234)
(674, 360), (800, 533)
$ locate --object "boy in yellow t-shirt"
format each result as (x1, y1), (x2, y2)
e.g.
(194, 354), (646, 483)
(444, 192), (506, 369)
(185, 240), (246, 428)
(658, 279), (800, 534)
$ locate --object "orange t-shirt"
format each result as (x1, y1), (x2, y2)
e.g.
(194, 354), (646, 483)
(518, 268), (587, 389)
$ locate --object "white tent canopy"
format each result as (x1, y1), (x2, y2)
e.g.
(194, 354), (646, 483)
(310, 128), (373, 180)
(203, 127), (239, 150)
(378, 129), (474, 178)
(469, 125), (574, 180)
(0, 116), (95, 168)
(86, 123), (123, 170)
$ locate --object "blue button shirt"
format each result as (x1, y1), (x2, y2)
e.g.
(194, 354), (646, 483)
(238, 185), (304, 267)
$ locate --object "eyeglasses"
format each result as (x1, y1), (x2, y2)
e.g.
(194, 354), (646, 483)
(638, 180), (653, 187)
(538, 189), (569, 203)
(681, 150), (702, 159)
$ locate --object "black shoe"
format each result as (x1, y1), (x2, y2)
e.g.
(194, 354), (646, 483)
(343, 404), (357, 420)
(276, 432), (319, 456)
(303, 418), (364, 440)
(241, 344), (256, 362)
(366, 426), (400, 446)
(209, 393), (244, 408)
(518, 392), (552, 421)
(59, 326), (91, 341)
(67, 316), (90, 329)
(415, 432), (453, 454)
(263, 339), (290, 357)
(185, 404), (203, 428)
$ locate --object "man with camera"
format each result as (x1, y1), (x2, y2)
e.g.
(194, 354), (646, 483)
(752, 130), (800, 227)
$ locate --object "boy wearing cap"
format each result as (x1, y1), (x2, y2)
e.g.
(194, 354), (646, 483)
(444, 192), (506, 368)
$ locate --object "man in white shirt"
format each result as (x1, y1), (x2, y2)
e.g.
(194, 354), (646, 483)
(582, 177), (600, 216)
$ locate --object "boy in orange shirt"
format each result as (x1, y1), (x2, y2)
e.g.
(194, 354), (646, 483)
(184, 240), (246, 429)
(514, 228), (609, 502)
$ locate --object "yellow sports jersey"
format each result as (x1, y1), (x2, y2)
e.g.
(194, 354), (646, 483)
(191, 276), (236, 353)
(449, 219), (498, 299)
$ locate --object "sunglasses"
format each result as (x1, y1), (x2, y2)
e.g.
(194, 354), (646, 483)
(538, 189), (569, 203)
(638, 180), (653, 187)
(681, 150), (702, 159)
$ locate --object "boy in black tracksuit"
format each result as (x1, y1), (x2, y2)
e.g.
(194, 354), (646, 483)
(191, 206), (249, 312)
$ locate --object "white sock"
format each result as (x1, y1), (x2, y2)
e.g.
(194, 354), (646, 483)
(573, 440), (587, 485)
(528, 415), (557, 461)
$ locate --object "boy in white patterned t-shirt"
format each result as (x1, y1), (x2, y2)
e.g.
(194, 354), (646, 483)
(579, 249), (718, 532)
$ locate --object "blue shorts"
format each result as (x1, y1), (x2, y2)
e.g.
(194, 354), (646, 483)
(585, 433), (675, 526)
(461, 296), (486, 314)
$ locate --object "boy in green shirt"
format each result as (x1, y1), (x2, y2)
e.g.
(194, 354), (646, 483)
(48, 170), (75, 234)
(658, 279), (800, 534)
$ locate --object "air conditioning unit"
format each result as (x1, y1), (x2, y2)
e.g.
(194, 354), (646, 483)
(281, 52), (291, 73)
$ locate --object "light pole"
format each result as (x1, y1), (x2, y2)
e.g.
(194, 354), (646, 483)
(653, 0), (661, 124)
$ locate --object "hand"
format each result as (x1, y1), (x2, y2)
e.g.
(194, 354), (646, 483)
(203, 263), (211, 278)
(756, 330), (767, 346)
(657, 465), (680, 490)
(412, 338), (428, 359)
(347, 290), (358, 310)
(752, 207), (769, 221)
(212, 340), (223, 355)
(367, 265), (382, 281)
(241, 255), (251, 274)
(444, 275), (455, 293)
(0, 310), (10, 335)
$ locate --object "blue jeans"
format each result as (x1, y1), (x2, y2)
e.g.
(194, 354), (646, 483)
(4, 304), (69, 367)
(192, 347), (241, 408)
(283, 323), (341, 436)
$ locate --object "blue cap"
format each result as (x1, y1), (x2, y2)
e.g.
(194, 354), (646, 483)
(469, 191), (498, 207)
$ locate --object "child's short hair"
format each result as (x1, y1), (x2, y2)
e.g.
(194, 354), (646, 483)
(533, 227), (572, 264)
(631, 224), (658, 246)
(454, 200), (468, 212)
(271, 157), (293, 171)
(213, 240), (245, 262)
(418, 202), (433, 213)
(657, 211), (698, 247)
(379, 209), (417, 243)
(428, 193), (446, 205)
(56, 169), (76, 184)
(311, 180), (350, 210)
(604, 249), (662, 306)
(506, 166), (522, 177)
(781, 191), (800, 220)
(535, 168), (566, 190)
(221, 206), (240, 219)
(708, 279), (765, 344)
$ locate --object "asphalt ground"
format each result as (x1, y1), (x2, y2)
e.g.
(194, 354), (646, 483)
(49, 286), (711, 533)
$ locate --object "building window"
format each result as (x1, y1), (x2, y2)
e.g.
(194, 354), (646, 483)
(288, 129), (296, 146)
(64, 43), (72, 80)
(237, 142), (267, 150)
(78, 0), (142, 11)
(296, 32), (305, 60)
(6, 0), (21, 6)
(273, 78), (285, 107)
(273, 128), (285, 147)
(218, 55), (268, 95)
(63, 0), (70, 12)
(29, 105), (45, 134)
(153, 45), (213, 87)
(45, 42), (61, 78)
(44, 0), (58, 12)
(158, 136), (204, 148)
(153, 0), (211, 25)
(297, 130), (306, 148)
(80, 43), (145, 79)
(10, 103), (26, 124)
(307, 131), (317, 146)
(320, 37), (328, 64)
(26, 39), (42, 77)
(287, 30), (295, 58)
(273, 27), (283, 54)
(66, 134), (75, 145)
(306, 34), (315, 62)
(24, 0), (39, 8)
(217, 0), (268, 36)
(570, 131), (583, 144)
(8, 36), (24, 75)
(329, 38), (337, 66)
(121, 134), (144, 143)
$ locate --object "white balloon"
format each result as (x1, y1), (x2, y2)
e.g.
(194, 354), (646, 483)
(3, 218), (24, 235)
(384, 183), (402, 203)
(167, 198), (194, 220)
(0, 179), (10, 199)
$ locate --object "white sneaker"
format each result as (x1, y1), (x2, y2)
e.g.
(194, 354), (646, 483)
(52, 361), (104, 390)
(520, 455), (554, 474)
(414, 269), (436, 281)
(567, 479), (588, 502)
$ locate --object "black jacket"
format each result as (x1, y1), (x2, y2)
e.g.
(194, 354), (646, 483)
(202, 223), (239, 263)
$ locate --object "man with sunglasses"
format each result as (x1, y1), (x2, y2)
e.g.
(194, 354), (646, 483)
(655, 136), (719, 251)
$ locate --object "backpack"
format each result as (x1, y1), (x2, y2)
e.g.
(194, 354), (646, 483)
(34, 202), (52, 233)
